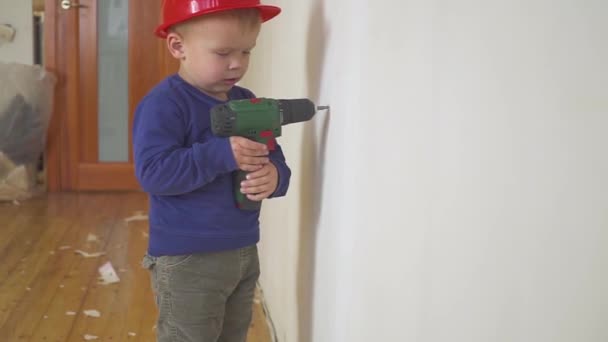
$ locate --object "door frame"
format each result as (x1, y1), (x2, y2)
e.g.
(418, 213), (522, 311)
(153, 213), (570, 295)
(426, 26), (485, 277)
(44, 0), (178, 191)
(44, 0), (74, 191)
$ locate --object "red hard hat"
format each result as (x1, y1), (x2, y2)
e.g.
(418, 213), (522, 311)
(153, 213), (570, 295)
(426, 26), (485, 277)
(155, 0), (282, 38)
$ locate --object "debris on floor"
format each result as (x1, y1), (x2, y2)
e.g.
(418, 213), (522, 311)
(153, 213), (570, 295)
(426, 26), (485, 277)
(0, 152), (16, 177)
(0, 152), (38, 202)
(74, 250), (105, 258)
(58, 245), (71, 250)
(128, 332), (137, 337)
(0, 166), (43, 203)
(84, 334), (99, 340)
(86, 233), (99, 243)
(124, 212), (148, 223)
(98, 261), (120, 285)
(66, 311), (77, 316)
(83, 309), (101, 318)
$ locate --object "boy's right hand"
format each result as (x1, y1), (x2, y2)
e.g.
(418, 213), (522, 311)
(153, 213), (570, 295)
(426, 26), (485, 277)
(229, 137), (269, 171)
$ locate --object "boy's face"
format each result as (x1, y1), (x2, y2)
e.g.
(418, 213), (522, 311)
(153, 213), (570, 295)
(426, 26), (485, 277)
(168, 15), (261, 100)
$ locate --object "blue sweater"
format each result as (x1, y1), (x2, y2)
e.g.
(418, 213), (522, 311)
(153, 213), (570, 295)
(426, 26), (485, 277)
(132, 74), (291, 256)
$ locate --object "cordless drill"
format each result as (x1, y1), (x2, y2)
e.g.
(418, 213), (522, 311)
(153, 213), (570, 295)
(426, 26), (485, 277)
(210, 98), (328, 211)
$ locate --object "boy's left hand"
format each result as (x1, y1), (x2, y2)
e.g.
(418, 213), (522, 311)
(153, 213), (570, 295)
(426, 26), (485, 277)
(240, 162), (278, 201)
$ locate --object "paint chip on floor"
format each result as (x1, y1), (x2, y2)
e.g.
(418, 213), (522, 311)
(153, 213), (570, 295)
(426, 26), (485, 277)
(84, 334), (99, 340)
(125, 212), (148, 223)
(58, 245), (71, 250)
(66, 311), (77, 316)
(98, 261), (120, 285)
(75, 250), (105, 258)
(87, 233), (99, 243)
(128, 332), (136, 337)
(84, 309), (101, 318)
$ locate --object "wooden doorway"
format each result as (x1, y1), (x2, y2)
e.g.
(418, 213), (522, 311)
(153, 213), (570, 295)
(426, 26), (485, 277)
(44, 0), (178, 191)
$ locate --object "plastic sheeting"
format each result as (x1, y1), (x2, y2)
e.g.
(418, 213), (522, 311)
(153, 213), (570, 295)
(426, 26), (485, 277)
(0, 62), (56, 201)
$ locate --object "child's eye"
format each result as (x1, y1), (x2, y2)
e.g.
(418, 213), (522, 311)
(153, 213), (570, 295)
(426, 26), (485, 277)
(243, 50), (251, 55)
(215, 51), (230, 57)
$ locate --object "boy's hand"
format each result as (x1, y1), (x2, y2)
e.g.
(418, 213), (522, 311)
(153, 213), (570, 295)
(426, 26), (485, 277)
(230, 137), (269, 172)
(240, 163), (279, 201)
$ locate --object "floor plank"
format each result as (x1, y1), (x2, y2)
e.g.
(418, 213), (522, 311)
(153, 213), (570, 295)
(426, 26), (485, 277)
(0, 192), (272, 342)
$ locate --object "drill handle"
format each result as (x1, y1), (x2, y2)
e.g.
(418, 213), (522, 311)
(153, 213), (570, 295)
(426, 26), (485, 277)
(233, 170), (262, 211)
(233, 131), (277, 211)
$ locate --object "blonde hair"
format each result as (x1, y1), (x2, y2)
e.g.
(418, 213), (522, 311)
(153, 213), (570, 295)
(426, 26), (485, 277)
(170, 8), (262, 36)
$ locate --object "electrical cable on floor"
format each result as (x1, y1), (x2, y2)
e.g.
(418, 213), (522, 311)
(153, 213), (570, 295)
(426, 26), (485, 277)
(256, 281), (279, 342)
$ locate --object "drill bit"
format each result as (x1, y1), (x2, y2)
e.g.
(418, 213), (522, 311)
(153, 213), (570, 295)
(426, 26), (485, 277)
(316, 105), (330, 111)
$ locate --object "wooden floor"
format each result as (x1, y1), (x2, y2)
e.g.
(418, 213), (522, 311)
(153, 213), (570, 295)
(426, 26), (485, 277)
(0, 192), (271, 342)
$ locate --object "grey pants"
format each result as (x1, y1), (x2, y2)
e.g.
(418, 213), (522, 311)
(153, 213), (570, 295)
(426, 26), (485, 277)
(142, 245), (260, 342)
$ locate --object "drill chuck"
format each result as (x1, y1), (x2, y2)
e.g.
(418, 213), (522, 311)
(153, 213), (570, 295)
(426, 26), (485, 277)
(278, 99), (317, 125)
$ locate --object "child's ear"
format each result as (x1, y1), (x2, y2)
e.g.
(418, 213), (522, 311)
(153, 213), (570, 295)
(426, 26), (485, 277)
(166, 32), (186, 60)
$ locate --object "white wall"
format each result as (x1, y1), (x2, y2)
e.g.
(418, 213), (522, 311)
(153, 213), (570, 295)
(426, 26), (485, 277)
(243, 0), (608, 341)
(0, 0), (33, 64)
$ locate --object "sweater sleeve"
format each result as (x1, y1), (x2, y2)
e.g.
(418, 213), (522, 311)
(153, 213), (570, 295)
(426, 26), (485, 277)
(133, 95), (238, 196)
(268, 143), (292, 198)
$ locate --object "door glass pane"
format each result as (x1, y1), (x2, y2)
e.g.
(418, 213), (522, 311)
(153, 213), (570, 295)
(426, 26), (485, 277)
(98, 0), (128, 162)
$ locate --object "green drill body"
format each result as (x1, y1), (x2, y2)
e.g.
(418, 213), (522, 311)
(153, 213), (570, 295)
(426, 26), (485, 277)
(210, 98), (321, 210)
(221, 98), (284, 146)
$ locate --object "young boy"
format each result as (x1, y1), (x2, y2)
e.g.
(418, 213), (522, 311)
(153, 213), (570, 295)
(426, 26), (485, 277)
(133, 1), (289, 341)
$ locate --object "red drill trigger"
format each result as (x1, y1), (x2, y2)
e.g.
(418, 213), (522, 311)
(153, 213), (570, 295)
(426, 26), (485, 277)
(260, 130), (276, 151)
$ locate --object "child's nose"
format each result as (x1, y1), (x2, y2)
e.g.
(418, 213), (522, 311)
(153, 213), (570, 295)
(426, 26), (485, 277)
(228, 57), (246, 70)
